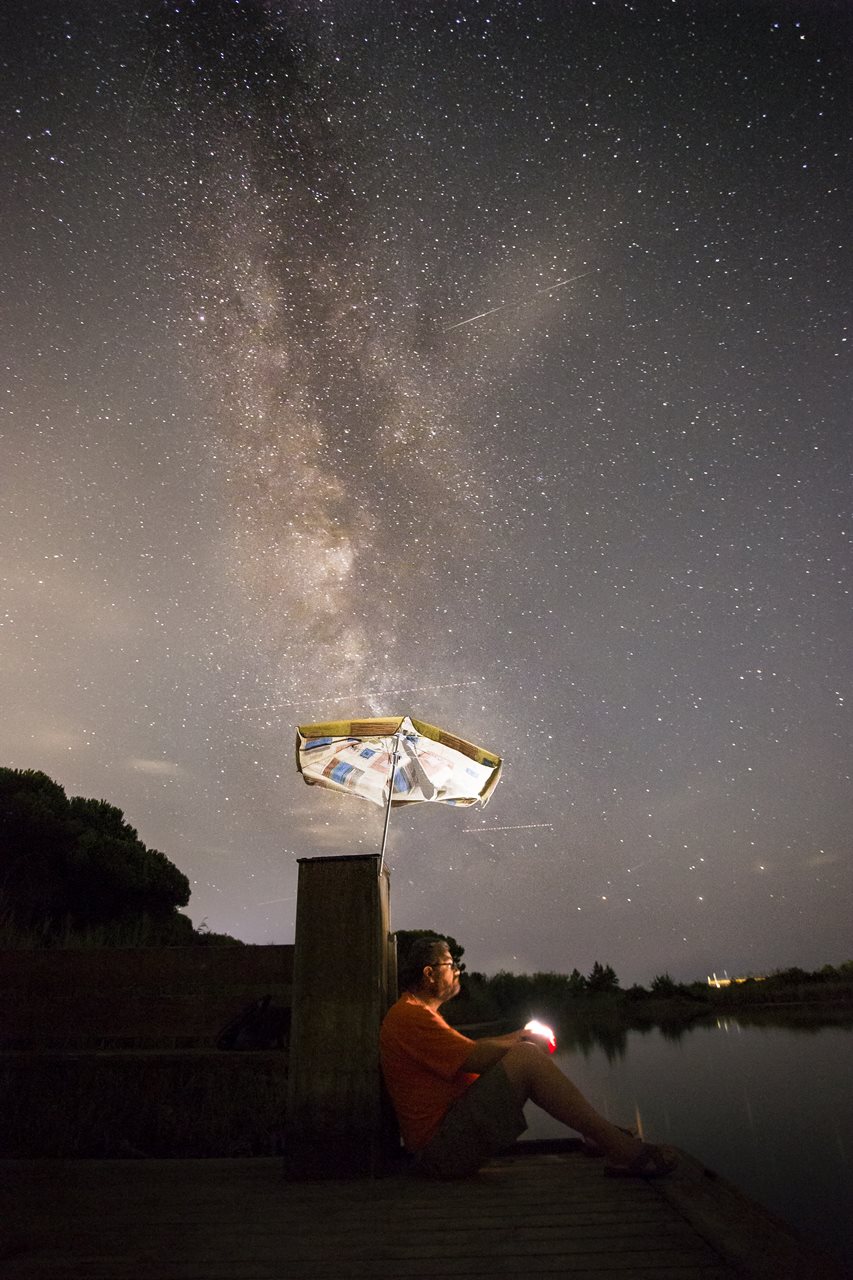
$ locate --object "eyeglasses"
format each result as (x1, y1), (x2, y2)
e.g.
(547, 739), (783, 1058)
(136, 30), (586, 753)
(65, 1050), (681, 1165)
(430, 961), (460, 972)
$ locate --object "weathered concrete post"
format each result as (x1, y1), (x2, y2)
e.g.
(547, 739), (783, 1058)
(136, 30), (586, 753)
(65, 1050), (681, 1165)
(284, 853), (395, 1177)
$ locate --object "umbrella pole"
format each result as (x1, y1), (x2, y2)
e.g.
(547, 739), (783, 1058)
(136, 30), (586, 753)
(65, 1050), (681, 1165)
(378, 731), (401, 875)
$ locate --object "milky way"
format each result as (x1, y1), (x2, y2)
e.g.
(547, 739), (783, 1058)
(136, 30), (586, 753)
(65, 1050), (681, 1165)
(2, 1), (850, 982)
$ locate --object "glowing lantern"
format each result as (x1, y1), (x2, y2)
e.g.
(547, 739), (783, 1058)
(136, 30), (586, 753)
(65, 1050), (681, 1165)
(524, 1019), (557, 1053)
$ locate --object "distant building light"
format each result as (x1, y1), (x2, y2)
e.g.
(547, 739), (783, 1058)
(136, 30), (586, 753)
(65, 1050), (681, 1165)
(707, 973), (765, 987)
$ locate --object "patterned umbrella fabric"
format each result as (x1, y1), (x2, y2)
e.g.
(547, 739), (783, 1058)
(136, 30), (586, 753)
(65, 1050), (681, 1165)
(295, 715), (502, 809)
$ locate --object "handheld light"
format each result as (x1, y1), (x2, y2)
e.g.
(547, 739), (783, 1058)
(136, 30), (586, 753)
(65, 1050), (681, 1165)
(524, 1018), (557, 1053)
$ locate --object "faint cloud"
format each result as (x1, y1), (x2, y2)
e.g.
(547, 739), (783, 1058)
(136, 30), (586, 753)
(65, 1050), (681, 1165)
(127, 757), (182, 776)
(29, 727), (83, 752)
(285, 791), (377, 852)
(804, 851), (840, 868)
(308, 824), (359, 850)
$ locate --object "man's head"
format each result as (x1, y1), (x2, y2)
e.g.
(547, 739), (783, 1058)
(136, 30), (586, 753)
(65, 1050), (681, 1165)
(398, 935), (461, 1002)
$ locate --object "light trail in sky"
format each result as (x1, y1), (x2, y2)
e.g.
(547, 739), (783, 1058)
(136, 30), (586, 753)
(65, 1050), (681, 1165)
(463, 823), (555, 833)
(443, 269), (598, 331)
(258, 679), (484, 711)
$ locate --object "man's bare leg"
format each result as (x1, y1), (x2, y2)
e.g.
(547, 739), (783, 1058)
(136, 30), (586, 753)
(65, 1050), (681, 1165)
(499, 1043), (659, 1166)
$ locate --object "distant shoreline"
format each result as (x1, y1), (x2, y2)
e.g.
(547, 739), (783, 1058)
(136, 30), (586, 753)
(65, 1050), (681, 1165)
(447, 972), (853, 1032)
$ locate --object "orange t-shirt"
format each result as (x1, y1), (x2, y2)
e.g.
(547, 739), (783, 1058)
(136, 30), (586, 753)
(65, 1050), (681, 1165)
(379, 993), (478, 1151)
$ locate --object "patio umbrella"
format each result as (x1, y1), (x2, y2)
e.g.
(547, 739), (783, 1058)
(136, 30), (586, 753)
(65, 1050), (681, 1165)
(295, 715), (502, 870)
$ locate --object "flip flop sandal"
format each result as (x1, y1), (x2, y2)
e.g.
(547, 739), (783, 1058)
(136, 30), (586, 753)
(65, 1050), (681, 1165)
(604, 1142), (678, 1179)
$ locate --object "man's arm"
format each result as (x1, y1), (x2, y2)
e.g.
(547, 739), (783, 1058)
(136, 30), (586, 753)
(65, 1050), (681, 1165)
(460, 1029), (549, 1073)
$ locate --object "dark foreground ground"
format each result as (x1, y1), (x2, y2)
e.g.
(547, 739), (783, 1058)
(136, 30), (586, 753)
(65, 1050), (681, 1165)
(0, 1143), (844, 1280)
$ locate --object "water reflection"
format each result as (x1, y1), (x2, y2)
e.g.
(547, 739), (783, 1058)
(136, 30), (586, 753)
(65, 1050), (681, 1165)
(556, 1005), (853, 1057)
(556, 1014), (628, 1062)
(716, 1006), (853, 1034)
(522, 1013), (853, 1270)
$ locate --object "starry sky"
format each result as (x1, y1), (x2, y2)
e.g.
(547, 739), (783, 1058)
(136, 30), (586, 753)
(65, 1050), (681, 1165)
(2, 1), (851, 984)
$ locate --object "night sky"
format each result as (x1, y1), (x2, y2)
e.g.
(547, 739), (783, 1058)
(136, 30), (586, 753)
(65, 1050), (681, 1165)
(3, 1), (850, 983)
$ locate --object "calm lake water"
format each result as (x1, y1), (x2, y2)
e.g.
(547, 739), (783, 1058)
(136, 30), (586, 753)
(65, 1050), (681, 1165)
(519, 1014), (853, 1271)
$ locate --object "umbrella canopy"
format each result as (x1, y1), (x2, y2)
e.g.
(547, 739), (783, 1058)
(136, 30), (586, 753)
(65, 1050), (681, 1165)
(296, 716), (502, 809)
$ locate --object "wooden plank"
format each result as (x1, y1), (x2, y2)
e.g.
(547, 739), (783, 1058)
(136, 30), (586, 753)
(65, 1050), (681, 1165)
(656, 1148), (845, 1280)
(0, 1261), (735, 1280)
(0, 945), (294, 994)
(0, 993), (292, 1045)
(0, 1052), (288, 1157)
(0, 945), (294, 1047)
(1, 1148), (842, 1280)
(0, 1152), (735, 1280)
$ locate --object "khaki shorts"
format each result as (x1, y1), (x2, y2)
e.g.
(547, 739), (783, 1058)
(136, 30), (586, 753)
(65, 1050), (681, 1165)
(415, 1062), (527, 1178)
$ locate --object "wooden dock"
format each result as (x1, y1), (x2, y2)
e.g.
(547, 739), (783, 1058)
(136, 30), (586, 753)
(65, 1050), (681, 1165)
(1, 1143), (843, 1279)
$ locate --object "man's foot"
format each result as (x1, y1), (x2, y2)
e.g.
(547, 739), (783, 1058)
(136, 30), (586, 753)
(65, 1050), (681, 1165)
(581, 1126), (635, 1158)
(604, 1142), (678, 1179)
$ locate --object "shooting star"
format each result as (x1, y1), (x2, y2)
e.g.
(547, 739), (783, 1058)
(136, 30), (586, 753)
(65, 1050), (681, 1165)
(444, 269), (598, 332)
(255, 679), (484, 712)
(463, 823), (555, 833)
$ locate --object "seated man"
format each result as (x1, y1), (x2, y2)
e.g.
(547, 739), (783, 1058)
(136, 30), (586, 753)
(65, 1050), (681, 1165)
(380, 936), (678, 1180)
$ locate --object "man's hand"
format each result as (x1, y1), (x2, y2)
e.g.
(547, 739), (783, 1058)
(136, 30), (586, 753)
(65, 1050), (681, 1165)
(460, 1028), (552, 1073)
(517, 1026), (554, 1055)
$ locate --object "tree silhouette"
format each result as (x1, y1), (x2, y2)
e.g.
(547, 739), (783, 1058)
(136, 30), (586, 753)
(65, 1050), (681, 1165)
(586, 960), (620, 994)
(650, 972), (678, 996)
(567, 967), (587, 994)
(0, 768), (190, 940)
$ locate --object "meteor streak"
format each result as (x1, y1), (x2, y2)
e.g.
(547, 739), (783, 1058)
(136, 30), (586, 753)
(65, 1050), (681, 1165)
(444, 269), (597, 331)
(463, 823), (554, 833)
(259, 679), (483, 710)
